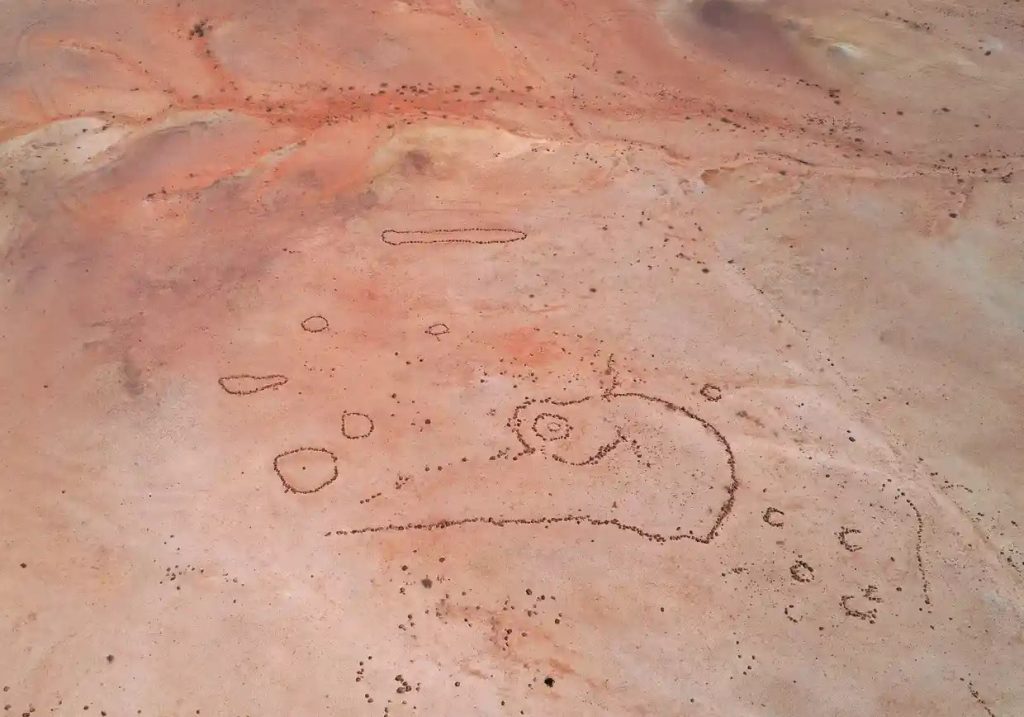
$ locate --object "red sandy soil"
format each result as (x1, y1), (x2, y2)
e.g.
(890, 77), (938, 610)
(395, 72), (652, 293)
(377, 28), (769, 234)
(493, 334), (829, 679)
(2, 1), (1023, 714)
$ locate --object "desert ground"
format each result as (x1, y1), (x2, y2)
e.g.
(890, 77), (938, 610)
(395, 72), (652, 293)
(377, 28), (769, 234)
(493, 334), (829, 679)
(2, 0), (1023, 714)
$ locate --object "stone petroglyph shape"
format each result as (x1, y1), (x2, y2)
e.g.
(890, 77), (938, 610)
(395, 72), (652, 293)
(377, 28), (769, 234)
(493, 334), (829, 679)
(342, 412), (375, 439)
(700, 383), (723, 402)
(274, 447), (339, 494)
(531, 412), (572, 442)
(790, 560), (814, 583)
(425, 322), (450, 338)
(381, 228), (527, 246)
(763, 507), (785, 527)
(218, 374), (288, 395)
(838, 526), (863, 552)
(301, 315), (329, 332)
(840, 585), (883, 623)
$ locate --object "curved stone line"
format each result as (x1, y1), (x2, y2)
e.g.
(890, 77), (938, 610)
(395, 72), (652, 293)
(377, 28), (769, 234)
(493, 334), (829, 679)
(905, 497), (932, 606)
(549, 429), (629, 466)
(762, 506), (785, 527)
(700, 383), (723, 401)
(532, 412), (572, 442)
(789, 560), (814, 583)
(328, 511), (721, 544)
(380, 227), (527, 246)
(838, 526), (862, 552)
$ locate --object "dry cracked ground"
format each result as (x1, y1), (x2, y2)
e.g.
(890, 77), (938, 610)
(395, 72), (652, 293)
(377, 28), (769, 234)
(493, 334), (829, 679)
(2, 0), (1023, 715)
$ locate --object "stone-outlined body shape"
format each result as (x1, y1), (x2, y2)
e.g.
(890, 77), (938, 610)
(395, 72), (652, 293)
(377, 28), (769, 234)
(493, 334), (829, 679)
(505, 391), (737, 542)
(381, 228), (527, 246)
(218, 374), (288, 395)
(330, 388), (738, 545)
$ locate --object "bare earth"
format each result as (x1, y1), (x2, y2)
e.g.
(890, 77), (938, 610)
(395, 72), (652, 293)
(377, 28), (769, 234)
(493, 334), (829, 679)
(2, 0), (1023, 714)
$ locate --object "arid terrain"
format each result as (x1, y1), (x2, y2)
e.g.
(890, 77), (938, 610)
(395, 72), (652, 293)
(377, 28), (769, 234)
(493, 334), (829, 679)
(2, 0), (1023, 714)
